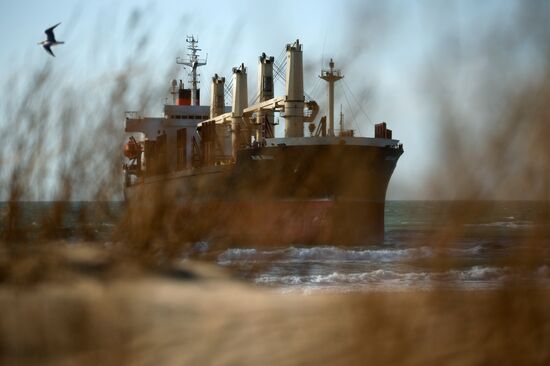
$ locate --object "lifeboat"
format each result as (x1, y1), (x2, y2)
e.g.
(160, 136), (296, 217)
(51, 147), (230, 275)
(124, 137), (141, 159)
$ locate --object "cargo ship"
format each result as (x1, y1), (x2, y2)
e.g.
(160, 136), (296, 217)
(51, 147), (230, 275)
(123, 37), (403, 245)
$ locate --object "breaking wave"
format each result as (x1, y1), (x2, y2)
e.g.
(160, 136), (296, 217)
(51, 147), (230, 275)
(256, 269), (431, 286)
(446, 266), (509, 281)
(218, 246), (433, 265)
(255, 265), (513, 291)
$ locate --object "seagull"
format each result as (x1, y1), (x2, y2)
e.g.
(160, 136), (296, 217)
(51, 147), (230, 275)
(38, 23), (64, 57)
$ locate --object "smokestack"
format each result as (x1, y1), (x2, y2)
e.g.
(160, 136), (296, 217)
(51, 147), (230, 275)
(177, 80), (191, 106)
(284, 40), (304, 138)
(258, 53), (274, 140)
(231, 64), (248, 159)
(210, 74), (225, 119)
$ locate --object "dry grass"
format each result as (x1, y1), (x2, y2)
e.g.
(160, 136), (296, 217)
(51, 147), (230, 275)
(0, 258), (548, 365)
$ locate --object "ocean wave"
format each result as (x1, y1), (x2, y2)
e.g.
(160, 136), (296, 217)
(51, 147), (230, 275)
(256, 269), (431, 286)
(466, 221), (533, 229)
(448, 244), (484, 255)
(255, 266), (510, 288)
(217, 248), (258, 264)
(444, 266), (509, 281)
(283, 246), (433, 262)
(218, 246), (433, 265)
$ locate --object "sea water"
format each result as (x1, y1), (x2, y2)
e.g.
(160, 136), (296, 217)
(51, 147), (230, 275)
(215, 201), (550, 292)
(1, 201), (549, 292)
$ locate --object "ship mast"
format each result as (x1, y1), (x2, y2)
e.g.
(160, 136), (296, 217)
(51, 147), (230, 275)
(319, 59), (343, 137)
(176, 36), (207, 106)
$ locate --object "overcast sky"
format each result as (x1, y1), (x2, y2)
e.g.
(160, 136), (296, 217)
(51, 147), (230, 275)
(1, 0), (542, 200)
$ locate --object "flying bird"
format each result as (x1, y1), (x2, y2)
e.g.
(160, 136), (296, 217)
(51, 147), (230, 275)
(38, 23), (64, 57)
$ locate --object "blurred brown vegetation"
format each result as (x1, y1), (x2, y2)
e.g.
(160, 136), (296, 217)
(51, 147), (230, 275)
(418, 1), (550, 276)
(0, 273), (548, 366)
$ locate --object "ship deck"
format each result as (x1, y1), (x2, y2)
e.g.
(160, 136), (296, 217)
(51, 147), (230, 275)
(265, 136), (400, 148)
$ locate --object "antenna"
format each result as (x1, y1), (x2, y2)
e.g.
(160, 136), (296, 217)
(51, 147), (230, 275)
(176, 35), (207, 106)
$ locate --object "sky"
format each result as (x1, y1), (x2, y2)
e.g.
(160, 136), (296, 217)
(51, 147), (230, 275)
(0, 0), (537, 200)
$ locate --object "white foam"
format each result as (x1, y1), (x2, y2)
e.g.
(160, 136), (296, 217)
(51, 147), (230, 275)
(217, 248), (257, 264)
(255, 265), (515, 291)
(443, 266), (508, 281)
(465, 266), (507, 280)
(284, 246), (415, 262)
(256, 269), (432, 287)
(218, 246), (433, 265)
(449, 244), (484, 255)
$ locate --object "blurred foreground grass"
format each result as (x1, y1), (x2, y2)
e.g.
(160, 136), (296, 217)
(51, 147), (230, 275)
(0, 244), (548, 366)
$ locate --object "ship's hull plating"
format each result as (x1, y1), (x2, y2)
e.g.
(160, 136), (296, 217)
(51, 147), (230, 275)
(125, 143), (402, 245)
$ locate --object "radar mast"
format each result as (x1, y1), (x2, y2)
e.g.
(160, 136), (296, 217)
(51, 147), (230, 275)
(176, 36), (207, 106)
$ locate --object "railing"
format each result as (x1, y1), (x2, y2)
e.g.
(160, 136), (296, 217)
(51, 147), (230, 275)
(125, 111), (142, 119)
(337, 129), (355, 137)
(320, 69), (342, 78)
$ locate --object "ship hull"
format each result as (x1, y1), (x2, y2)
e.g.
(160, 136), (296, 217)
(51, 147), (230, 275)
(125, 142), (402, 245)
